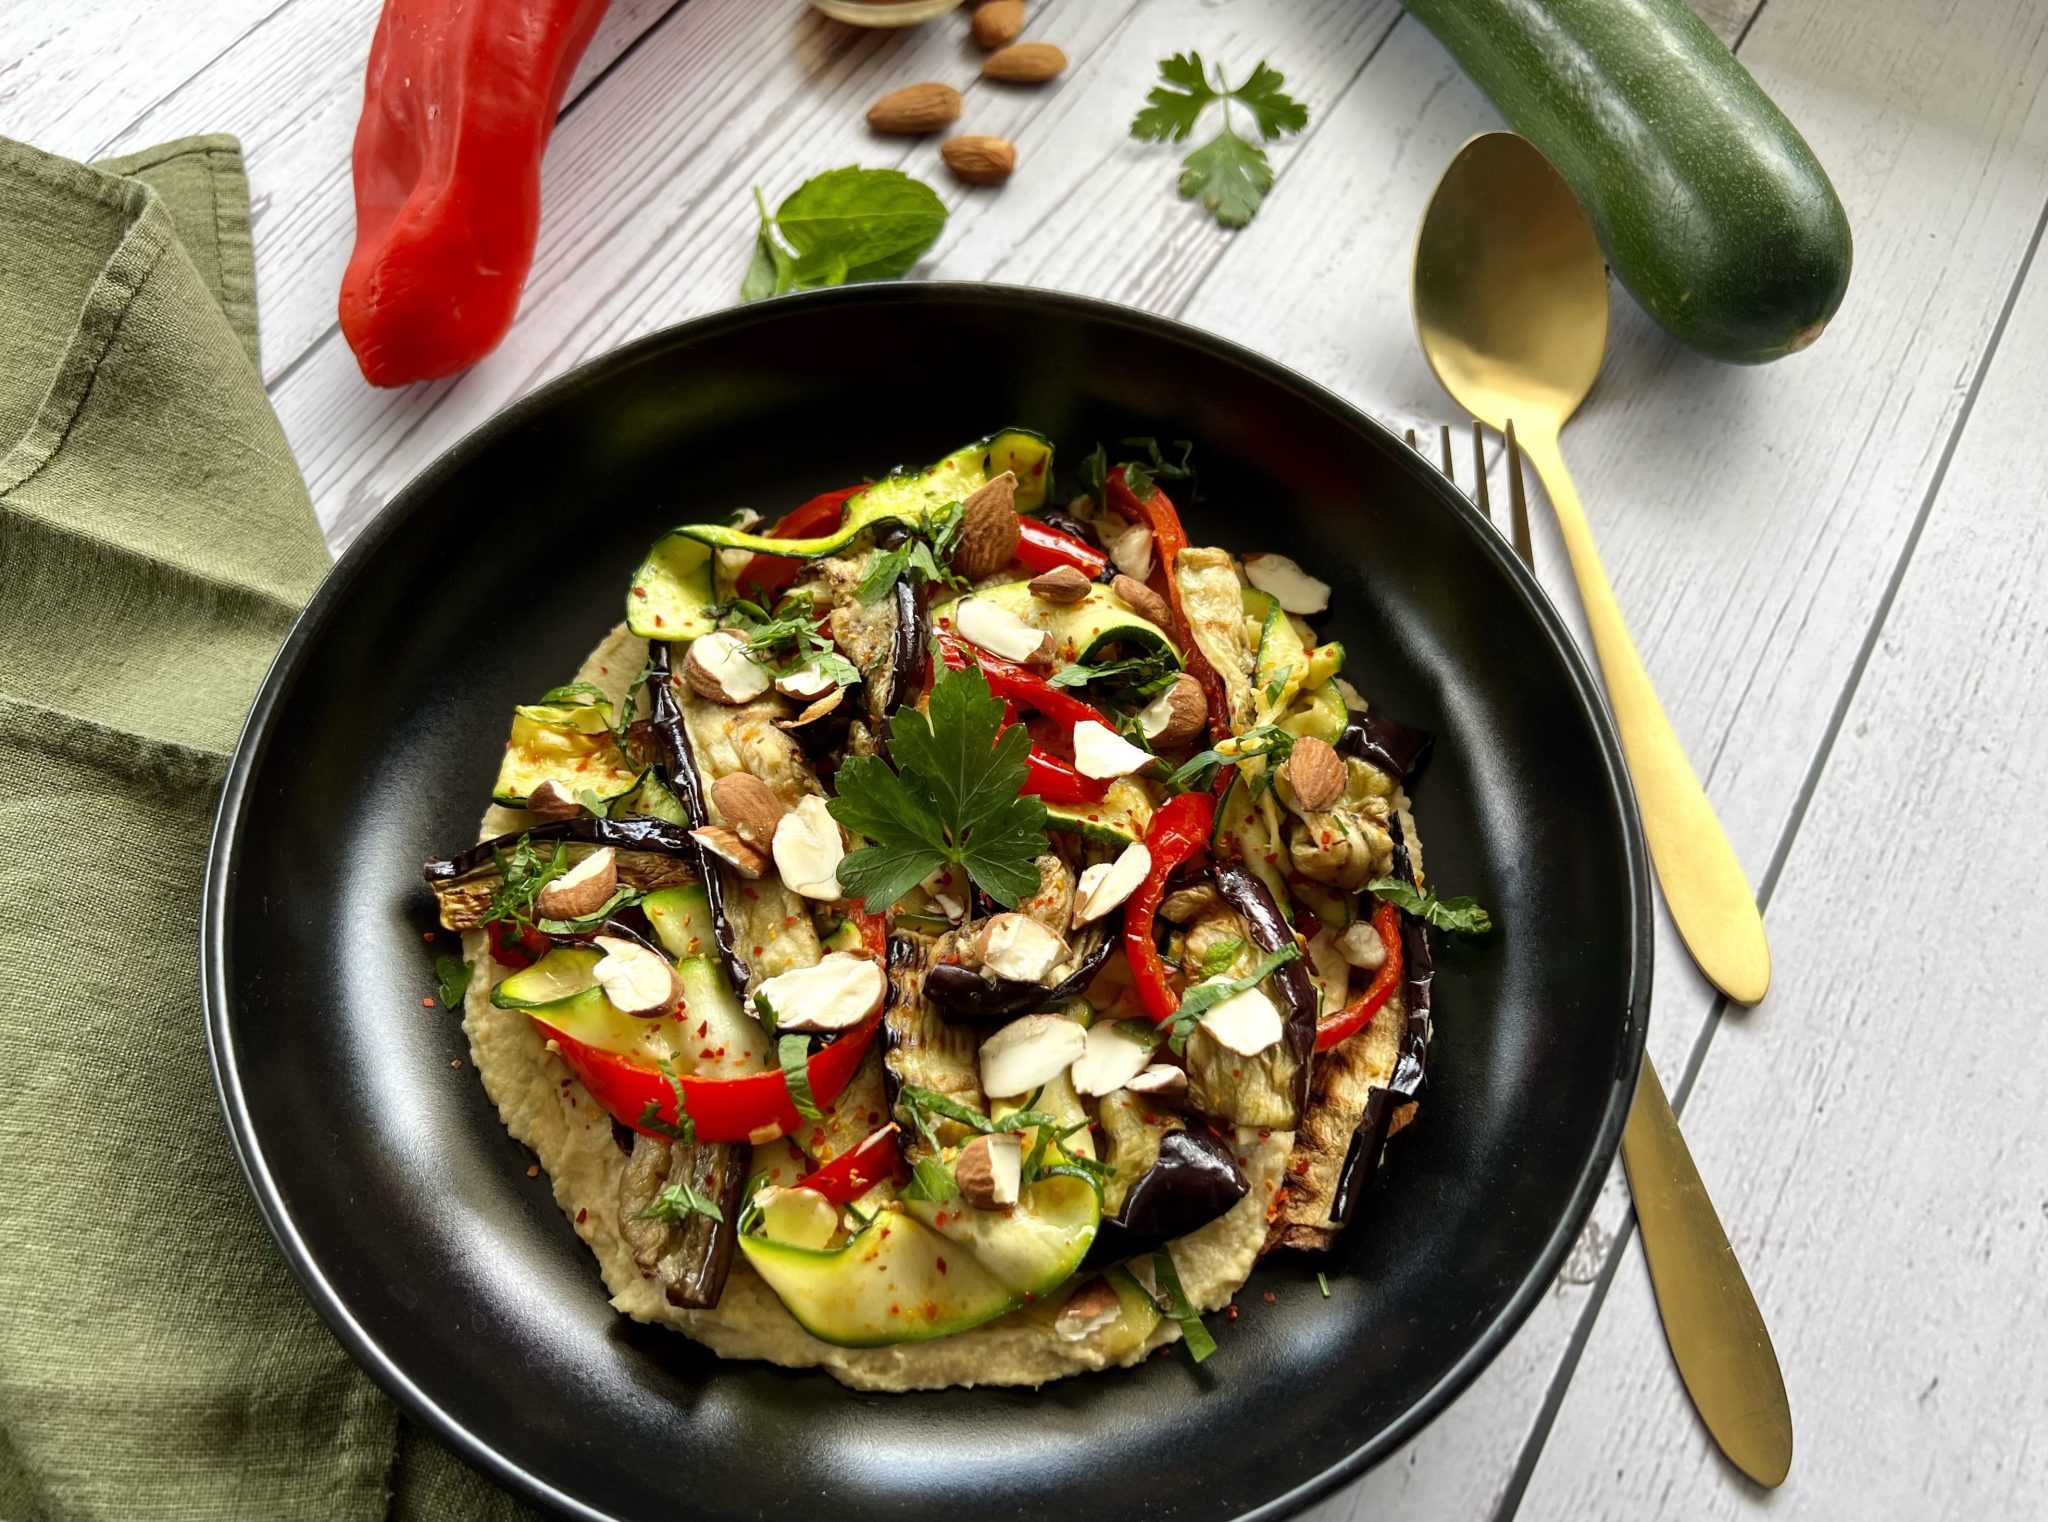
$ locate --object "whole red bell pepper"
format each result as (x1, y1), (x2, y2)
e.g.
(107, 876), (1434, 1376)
(739, 484), (867, 602)
(537, 1012), (881, 1143)
(1015, 519), (1109, 578)
(1125, 792), (1217, 1023)
(340, 0), (613, 386)
(795, 1124), (905, 1204)
(1105, 469), (1232, 741)
(1314, 901), (1403, 1050)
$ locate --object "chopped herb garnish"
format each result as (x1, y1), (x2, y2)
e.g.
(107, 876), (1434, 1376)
(1078, 444), (1108, 510)
(779, 1033), (822, 1121)
(433, 954), (472, 1010)
(1048, 649), (1180, 706)
(480, 834), (573, 934)
(900, 1153), (959, 1203)
(1367, 876), (1494, 936)
(1317, 1271), (1331, 1299)
(1198, 936), (1246, 977)
(898, 1089), (960, 1203)
(853, 503), (969, 604)
(636, 1057), (696, 1145)
(574, 786), (613, 819)
(1164, 944), (1302, 1055)
(538, 681), (612, 707)
(1114, 1018), (1165, 1053)
(1131, 53), (1308, 229)
(754, 991), (781, 1040)
(633, 1180), (725, 1225)
(1166, 723), (1296, 793)
(1152, 1247), (1218, 1363)
(737, 1167), (774, 1233)
(1262, 664), (1294, 705)
(829, 665), (1050, 910)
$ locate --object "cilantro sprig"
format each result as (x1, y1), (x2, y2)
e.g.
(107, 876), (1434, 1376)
(1131, 54), (1309, 229)
(828, 665), (1049, 910)
(1367, 876), (1494, 936)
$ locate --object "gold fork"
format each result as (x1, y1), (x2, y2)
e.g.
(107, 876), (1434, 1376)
(1407, 422), (1793, 1488)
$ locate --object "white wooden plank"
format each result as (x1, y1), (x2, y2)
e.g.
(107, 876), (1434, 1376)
(271, 0), (1402, 548)
(90, 0), (684, 382)
(1515, 211), (2048, 1522)
(1227, 0), (2048, 1517)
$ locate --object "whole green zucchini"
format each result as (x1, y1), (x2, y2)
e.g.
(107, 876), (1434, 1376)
(1404, 0), (1852, 362)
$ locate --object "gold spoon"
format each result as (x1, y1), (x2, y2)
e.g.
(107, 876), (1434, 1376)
(1414, 133), (1791, 1488)
(1413, 131), (1771, 1007)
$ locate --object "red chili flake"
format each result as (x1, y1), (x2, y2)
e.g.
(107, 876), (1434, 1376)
(576, 1208), (588, 1224)
(936, 1257), (949, 1276)
(653, 614), (665, 627)
(1226, 1305), (1240, 1321)
(697, 1021), (710, 1037)
(422, 931), (436, 941)
(450, 1059), (463, 1069)
(1261, 1291), (1275, 1304)
(632, 586), (648, 598)
(526, 1164), (540, 1178)
(700, 1048), (717, 1060)
(422, 997), (435, 1008)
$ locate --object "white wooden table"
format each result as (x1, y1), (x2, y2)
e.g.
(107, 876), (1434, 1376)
(9, 0), (2045, 1515)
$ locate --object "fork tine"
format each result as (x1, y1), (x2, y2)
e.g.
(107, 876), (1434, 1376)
(1472, 420), (1492, 526)
(1439, 424), (1455, 483)
(1504, 419), (1534, 571)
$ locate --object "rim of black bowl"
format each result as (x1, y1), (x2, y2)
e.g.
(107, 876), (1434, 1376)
(203, 280), (1651, 1522)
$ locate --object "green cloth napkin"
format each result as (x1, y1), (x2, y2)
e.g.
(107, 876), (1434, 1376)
(0, 134), (535, 1522)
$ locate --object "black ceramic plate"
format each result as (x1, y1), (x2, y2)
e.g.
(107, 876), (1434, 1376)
(204, 285), (1649, 1522)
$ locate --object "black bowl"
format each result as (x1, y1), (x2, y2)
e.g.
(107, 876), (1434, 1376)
(204, 284), (1648, 1522)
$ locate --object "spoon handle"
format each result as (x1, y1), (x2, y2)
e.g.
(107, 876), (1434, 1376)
(1516, 428), (1771, 1004)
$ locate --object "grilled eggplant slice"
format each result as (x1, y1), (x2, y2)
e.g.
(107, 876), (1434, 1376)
(880, 933), (986, 1133)
(1174, 546), (1259, 733)
(1179, 864), (1317, 1128)
(618, 1132), (753, 1309)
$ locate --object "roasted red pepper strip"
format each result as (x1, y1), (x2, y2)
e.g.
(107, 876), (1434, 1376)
(340, 0), (613, 386)
(738, 483), (867, 602)
(934, 632), (1111, 729)
(796, 1124), (906, 1205)
(1126, 792), (1218, 1023)
(486, 920), (550, 969)
(1015, 518), (1109, 578)
(848, 905), (890, 962)
(1104, 469), (1233, 741)
(536, 1013), (882, 1143)
(1314, 901), (1404, 1051)
(1022, 750), (1108, 806)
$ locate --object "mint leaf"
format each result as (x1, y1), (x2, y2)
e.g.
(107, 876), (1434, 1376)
(776, 167), (946, 281)
(1153, 1247), (1218, 1363)
(1165, 944), (1302, 1055)
(1078, 444), (1108, 509)
(1131, 52), (1217, 142)
(1232, 61), (1309, 139)
(1367, 876), (1493, 936)
(434, 954), (472, 1010)
(742, 187), (794, 302)
(780, 1034), (822, 1121)
(1177, 125), (1274, 230)
(636, 1057), (697, 1145)
(1198, 936), (1245, 977)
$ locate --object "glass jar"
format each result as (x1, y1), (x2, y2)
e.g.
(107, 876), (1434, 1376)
(808, 0), (966, 24)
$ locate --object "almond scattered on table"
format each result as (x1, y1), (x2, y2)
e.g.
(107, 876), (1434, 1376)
(981, 41), (1065, 83)
(941, 134), (1018, 185)
(970, 0), (1024, 48)
(866, 81), (962, 134)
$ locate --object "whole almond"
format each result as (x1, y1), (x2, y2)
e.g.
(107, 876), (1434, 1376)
(941, 135), (1018, 186)
(710, 772), (786, 845)
(953, 471), (1022, 575)
(970, 0), (1024, 47)
(1028, 564), (1092, 603)
(981, 41), (1065, 83)
(1144, 673), (1209, 748)
(866, 81), (962, 135)
(1286, 735), (1347, 812)
(1110, 573), (1172, 629)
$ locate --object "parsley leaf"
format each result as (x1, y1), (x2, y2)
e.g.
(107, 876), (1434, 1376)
(741, 167), (947, 301)
(636, 1057), (697, 1145)
(1153, 1247), (1218, 1363)
(779, 1033), (822, 1121)
(1131, 55), (1309, 229)
(830, 665), (1049, 910)
(1367, 876), (1494, 936)
(1165, 945), (1302, 1055)
(434, 954), (472, 1010)
(633, 1180), (725, 1225)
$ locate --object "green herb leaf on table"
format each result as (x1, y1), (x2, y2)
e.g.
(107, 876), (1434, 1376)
(1165, 944), (1302, 1055)
(779, 1033), (823, 1122)
(1131, 54), (1308, 229)
(633, 1180), (725, 1225)
(741, 167), (947, 301)
(434, 954), (472, 1010)
(1367, 876), (1494, 936)
(829, 665), (1050, 910)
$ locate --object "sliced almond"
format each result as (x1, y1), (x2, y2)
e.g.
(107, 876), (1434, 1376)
(1196, 979), (1284, 1056)
(1124, 1063), (1188, 1103)
(775, 687), (846, 733)
(771, 794), (846, 900)
(592, 935), (681, 1018)
(774, 661), (840, 704)
(1072, 719), (1155, 781)
(1069, 1018), (1154, 1097)
(981, 41), (1066, 82)
(953, 471), (1022, 575)
(954, 1132), (1022, 1210)
(969, 0), (1024, 48)
(692, 824), (769, 879)
(865, 81), (962, 135)
(525, 779), (585, 820)
(753, 952), (887, 1034)
(711, 772), (786, 845)
(978, 1013), (1087, 1098)
(941, 135), (1018, 186)
(1102, 520), (1154, 581)
(1028, 564), (1093, 603)
(1072, 841), (1152, 925)
(972, 913), (1068, 983)
(1243, 551), (1332, 614)
(953, 596), (1054, 663)
(1109, 573), (1172, 628)
(1336, 917), (1389, 970)
(757, 1185), (838, 1250)
(1285, 734), (1347, 812)
(534, 847), (617, 919)
(1054, 1277), (1124, 1341)
(1137, 673), (1207, 748)
(683, 630), (771, 704)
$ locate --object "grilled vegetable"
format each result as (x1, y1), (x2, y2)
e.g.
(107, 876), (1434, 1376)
(1173, 546), (1258, 733)
(933, 581), (1181, 669)
(1089, 1105), (1249, 1266)
(490, 698), (642, 808)
(1181, 864), (1316, 1128)
(923, 924), (1116, 1025)
(1337, 709), (1434, 782)
(619, 1132), (752, 1309)
(880, 934), (985, 1129)
(643, 642), (749, 991)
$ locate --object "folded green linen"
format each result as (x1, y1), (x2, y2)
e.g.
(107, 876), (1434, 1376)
(0, 133), (533, 1522)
